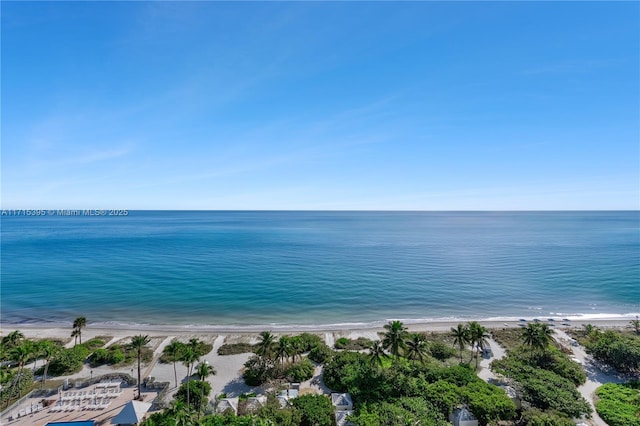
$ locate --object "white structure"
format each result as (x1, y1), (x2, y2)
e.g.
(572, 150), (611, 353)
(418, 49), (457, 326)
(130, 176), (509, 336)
(216, 398), (238, 415)
(331, 393), (353, 411)
(335, 409), (354, 426)
(450, 406), (479, 426)
(244, 396), (267, 413)
(111, 400), (152, 425)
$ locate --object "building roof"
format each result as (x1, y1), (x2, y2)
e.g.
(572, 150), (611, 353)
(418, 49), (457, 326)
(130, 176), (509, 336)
(452, 406), (476, 421)
(331, 393), (353, 407)
(335, 410), (354, 426)
(216, 398), (238, 414)
(111, 400), (152, 425)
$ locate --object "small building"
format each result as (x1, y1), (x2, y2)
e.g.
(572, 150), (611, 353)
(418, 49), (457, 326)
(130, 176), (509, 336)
(331, 393), (353, 411)
(244, 396), (267, 413)
(111, 400), (152, 425)
(335, 409), (354, 426)
(216, 398), (238, 415)
(449, 406), (479, 426)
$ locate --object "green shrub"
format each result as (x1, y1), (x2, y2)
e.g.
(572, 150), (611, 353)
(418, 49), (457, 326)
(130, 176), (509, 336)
(429, 341), (457, 361)
(47, 347), (87, 376)
(286, 358), (315, 382)
(291, 394), (334, 426)
(492, 357), (591, 418)
(586, 330), (640, 374)
(243, 355), (280, 386)
(217, 343), (256, 356)
(296, 333), (324, 351)
(308, 343), (333, 364)
(595, 383), (640, 426)
(175, 380), (211, 411)
(520, 408), (575, 426)
(334, 337), (373, 350)
(0, 369), (34, 406)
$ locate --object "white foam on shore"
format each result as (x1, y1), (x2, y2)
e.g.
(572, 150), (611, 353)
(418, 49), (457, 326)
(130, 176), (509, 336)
(3, 312), (638, 333)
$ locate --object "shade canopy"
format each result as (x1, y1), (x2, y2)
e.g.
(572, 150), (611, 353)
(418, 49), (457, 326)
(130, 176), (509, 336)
(111, 400), (151, 425)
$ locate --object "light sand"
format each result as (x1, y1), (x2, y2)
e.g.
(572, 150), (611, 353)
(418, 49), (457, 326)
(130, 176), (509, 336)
(1, 318), (635, 425)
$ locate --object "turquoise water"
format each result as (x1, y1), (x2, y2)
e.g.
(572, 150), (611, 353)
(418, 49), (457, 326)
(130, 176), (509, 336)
(1, 211), (638, 328)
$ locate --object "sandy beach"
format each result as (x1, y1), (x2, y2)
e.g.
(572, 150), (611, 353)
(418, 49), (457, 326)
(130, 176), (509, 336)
(1, 317), (635, 426)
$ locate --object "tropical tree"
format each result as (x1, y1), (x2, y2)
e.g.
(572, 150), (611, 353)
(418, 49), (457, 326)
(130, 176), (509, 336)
(179, 346), (200, 407)
(451, 323), (470, 363)
(521, 323), (554, 357)
(40, 341), (59, 387)
(164, 339), (185, 388)
(275, 336), (294, 366)
(368, 340), (388, 367)
(195, 361), (216, 418)
(71, 329), (81, 346)
(256, 331), (276, 359)
(131, 335), (150, 399)
(1, 330), (24, 348)
(382, 320), (408, 360)
(468, 322), (490, 368)
(405, 333), (429, 363)
(9, 343), (31, 401)
(72, 317), (87, 345)
(630, 316), (640, 336)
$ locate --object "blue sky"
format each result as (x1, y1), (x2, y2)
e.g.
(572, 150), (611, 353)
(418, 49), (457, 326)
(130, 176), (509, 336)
(2, 2), (638, 210)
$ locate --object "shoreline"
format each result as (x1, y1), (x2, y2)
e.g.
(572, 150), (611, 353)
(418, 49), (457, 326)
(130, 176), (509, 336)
(3, 314), (636, 337)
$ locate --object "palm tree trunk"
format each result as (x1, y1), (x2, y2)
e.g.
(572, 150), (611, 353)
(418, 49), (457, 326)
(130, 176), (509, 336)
(186, 364), (191, 407)
(137, 350), (142, 400)
(173, 361), (178, 388)
(42, 363), (50, 388)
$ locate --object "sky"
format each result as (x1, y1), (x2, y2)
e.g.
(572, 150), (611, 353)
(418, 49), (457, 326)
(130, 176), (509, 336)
(2, 1), (639, 210)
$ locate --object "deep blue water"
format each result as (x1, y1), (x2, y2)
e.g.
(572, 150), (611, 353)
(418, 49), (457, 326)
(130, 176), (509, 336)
(1, 211), (638, 327)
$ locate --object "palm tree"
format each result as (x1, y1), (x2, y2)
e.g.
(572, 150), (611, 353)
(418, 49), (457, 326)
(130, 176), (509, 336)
(165, 400), (196, 426)
(165, 339), (185, 388)
(71, 329), (80, 346)
(521, 323), (554, 357)
(405, 333), (429, 363)
(195, 361), (216, 418)
(450, 323), (469, 363)
(180, 346), (200, 408)
(467, 322), (489, 368)
(275, 336), (294, 365)
(368, 340), (388, 367)
(8, 343), (31, 405)
(256, 331), (276, 359)
(630, 316), (640, 336)
(40, 341), (58, 387)
(382, 320), (408, 360)
(2, 330), (24, 348)
(131, 335), (150, 399)
(72, 317), (87, 345)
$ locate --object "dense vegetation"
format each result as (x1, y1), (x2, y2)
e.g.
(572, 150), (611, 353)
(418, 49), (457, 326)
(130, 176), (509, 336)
(584, 329), (640, 374)
(595, 382), (640, 426)
(491, 323), (591, 419)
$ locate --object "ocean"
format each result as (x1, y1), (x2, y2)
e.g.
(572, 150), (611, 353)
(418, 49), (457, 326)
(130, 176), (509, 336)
(1, 211), (638, 329)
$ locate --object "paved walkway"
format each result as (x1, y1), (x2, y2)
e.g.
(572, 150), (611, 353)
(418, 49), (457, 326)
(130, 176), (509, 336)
(553, 329), (625, 426)
(478, 337), (506, 382)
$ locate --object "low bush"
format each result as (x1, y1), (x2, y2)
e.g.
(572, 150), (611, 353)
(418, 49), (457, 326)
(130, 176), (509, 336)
(308, 343), (333, 364)
(286, 358), (315, 382)
(595, 383), (640, 426)
(217, 343), (255, 356)
(334, 337), (373, 350)
(47, 346), (88, 376)
(429, 341), (457, 361)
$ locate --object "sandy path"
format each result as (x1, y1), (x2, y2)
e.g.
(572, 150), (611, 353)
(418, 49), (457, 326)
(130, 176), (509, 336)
(553, 329), (628, 426)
